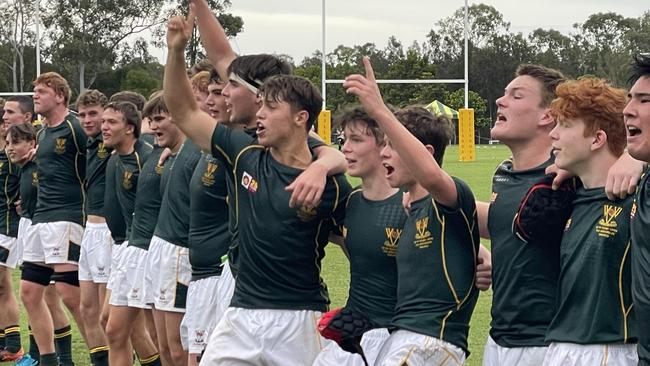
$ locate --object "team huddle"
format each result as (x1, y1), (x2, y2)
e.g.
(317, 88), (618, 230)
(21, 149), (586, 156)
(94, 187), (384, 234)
(1, 1), (650, 366)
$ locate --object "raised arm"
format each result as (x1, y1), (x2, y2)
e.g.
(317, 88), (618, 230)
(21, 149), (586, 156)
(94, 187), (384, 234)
(344, 57), (458, 207)
(164, 7), (218, 152)
(190, 0), (237, 81)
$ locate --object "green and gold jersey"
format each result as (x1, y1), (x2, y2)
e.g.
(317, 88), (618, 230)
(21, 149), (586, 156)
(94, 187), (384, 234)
(488, 157), (561, 347)
(546, 187), (635, 344)
(18, 161), (38, 220)
(85, 134), (111, 216)
(342, 189), (406, 328)
(0, 151), (20, 237)
(392, 178), (479, 354)
(631, 170), (650, 365)
(129, 147), (165, 250)
(153, 139), (202, 247)
(33, 114), (86, 225)
(103, 151), (126, 244)
(108, 141), (153, 238)
(188, 152), (230, 280)
(211, 124), (351, 311)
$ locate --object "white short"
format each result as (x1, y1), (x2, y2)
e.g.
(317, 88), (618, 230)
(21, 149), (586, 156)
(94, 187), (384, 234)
(109, 245), (150, 309)
(213, 260), (235, 324)
(22, 221), (84, 265)
(201, 307), (328, 366)
(482, 336), (548, 366)
(146, 236), (190, 313)
(180, 275), (221, 354)
(106, 242), (127, 291)
(313, 328), (390, 366)
(78, 222), (112, 283)
(375, 329), (466, 366)
(543, 342), (638, 366)
(0, 234), (19, 269)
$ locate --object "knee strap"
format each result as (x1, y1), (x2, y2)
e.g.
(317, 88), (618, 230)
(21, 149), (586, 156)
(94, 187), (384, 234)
(21, 262), (54, 286)
(51, 270), (80, 287)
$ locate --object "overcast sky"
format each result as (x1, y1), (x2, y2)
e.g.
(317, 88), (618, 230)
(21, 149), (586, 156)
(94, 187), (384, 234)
(163, 0), (645, 63)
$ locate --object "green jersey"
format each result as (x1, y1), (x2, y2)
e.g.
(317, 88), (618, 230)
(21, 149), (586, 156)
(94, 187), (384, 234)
(342, 189), (407, 328)
(546, 188), (635, 344)
(18, 161), (38, 220)
(392, 178), (479, 354)
(33, 114), (86, 225)
(0, 151), (20, 237)
(488, 158), (560, 347)
(631, 170), (650, 365)
(103, 152), (127, 244)
(107, 141), (153, 238)
(211, 124), (351, 311)
(85, 134), (111, 216)
(153, 139), (202, 247)
(188, 152), (230, 281)
(129, 147), (165, 250)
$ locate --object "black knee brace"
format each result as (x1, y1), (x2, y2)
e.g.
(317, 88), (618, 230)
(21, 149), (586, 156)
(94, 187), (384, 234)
(51, 270), (80, 287)
(21, 262), (54, 286)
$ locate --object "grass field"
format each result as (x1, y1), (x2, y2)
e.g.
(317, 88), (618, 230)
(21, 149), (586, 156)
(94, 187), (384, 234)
(10, 144), (511, 365)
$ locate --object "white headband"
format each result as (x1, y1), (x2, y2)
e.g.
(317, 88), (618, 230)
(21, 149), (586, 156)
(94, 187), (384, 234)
(229, 72), (263, 95)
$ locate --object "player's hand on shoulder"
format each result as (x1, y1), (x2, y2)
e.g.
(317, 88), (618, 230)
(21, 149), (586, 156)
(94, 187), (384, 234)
(158, 148), (173, 166)
(475, 244), (492, 291)
(286, 162), (327, 209)
(605, 152), (644, 200)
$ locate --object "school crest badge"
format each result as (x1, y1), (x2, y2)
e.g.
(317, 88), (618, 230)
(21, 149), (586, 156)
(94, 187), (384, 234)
(55, 138), (67, 155)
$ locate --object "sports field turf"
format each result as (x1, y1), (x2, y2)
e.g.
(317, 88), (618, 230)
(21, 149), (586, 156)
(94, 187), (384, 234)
(10, 144), (511, 365)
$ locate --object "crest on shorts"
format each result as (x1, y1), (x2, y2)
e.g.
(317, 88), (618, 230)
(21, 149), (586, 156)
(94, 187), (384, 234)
(32, 171), (38, 186)
(596, 204), (623, 238)
(414, 216), (433, 248)
(96, 143), (108, 159)
(201, 162), (218, 186)
(194, 330), (206, 344)
(55, 138), (67, 155)
(382, 227), (402, 257)
(122, 170), (133, 190)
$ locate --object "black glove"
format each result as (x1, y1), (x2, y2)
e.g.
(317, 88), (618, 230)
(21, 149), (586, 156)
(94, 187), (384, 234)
(317, 307), (373, 366)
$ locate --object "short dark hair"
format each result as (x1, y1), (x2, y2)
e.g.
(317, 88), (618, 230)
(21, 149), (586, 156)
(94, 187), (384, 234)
(143, 91), (168, 119)
(76, 89), (108, 109)
(337, 105), (385, 145)
(110, 91), (147, 113)
(629, 54), (650, 85)
(209, 69), (223, 85)
(7, 95), (34, 116)
(393, 106), (454, 166)
(7, 122), (37, 143)
(516, 64), (567, 107)
(227, 54), (292, 90)
(104, 101), (141, 138)
(259, 75), (323, 130)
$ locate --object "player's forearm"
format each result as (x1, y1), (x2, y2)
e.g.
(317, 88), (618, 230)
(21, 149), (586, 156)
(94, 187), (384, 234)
(476, 200), (490, 239)
(193, 0), (237, 81)
(164, 48), (198, 126)
(313, 145), (346, 175)
(374, 107), (457, 207)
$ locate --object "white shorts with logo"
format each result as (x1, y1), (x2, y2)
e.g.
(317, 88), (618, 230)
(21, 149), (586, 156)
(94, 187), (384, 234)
(201, 307), (329, 366)
(543, 342), (638, 366)
(0, 233), (20, 269)
(180, 275), (221, 354)
(375, 329), (466, 366)
(109, 245), (150, 309)
(78, 222), (112, 283)
(313, 328), (390, 366)
(146, 236), (190, 312)
(482, 336), (548, 366)
(23, 221), (84, 265)
(213, 260), (235, 324)
(107, 242), (127, 291)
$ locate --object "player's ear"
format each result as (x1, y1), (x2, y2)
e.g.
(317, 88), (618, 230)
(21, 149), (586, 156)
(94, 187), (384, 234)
(424, 144), (435, 157)
(539, 108), (554, 128)
(591, 130), (607, 151)
(294, 110), (309, 129)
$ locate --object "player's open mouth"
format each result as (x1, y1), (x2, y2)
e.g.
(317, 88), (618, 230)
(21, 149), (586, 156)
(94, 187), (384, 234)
(256, 122), (266, 136)
(225, 103), (233, 113)
(383, 162), (395, 176)
(496, 113), (507, 124)
(628, 125), (642, 137)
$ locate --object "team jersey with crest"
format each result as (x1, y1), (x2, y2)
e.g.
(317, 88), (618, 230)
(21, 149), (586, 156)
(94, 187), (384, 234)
(223, 127), (326, 277)
(342, 189), (407, 328)
(488, 157), (561, 347)
(103, 151), (127, 244)
(392, 178), (479, 354)
(33, 113), (86, 225)
(129, 147), (165, 250)
(85, 134), (111, 216)
(546, 188), (635, 344)
(188, 152), (230, 281)
(631, 170), (650, 365)
(153, 139), (202, 247)
(106, 140), (153, 238)
(211, 124), (351, 311)
(19, 161), (38, 220)
(0, 150), (20, 237)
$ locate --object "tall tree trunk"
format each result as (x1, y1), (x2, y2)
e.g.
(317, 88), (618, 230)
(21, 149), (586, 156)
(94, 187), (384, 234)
(79, 62), (86, 93)
(12, 53), (18, 92)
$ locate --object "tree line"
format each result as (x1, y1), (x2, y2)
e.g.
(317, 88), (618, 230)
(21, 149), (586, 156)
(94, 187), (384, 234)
(2, 2), (649, 134)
